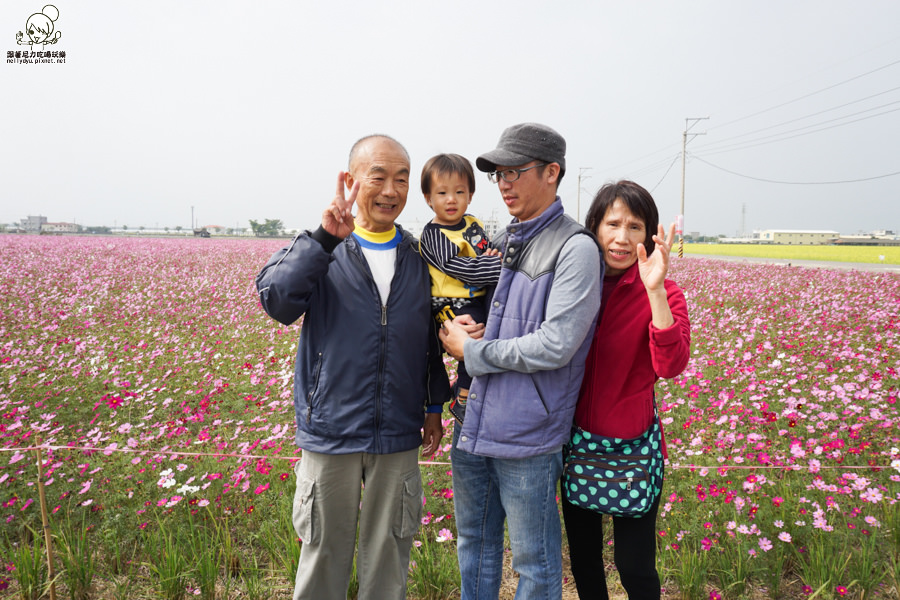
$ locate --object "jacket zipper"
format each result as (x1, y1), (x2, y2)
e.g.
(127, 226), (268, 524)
(348, 239), (393, 454)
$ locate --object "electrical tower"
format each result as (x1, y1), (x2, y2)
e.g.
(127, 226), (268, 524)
(741, 203), (747, 238)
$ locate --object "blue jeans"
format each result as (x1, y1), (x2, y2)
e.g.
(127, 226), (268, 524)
(451, 425), (563, 600)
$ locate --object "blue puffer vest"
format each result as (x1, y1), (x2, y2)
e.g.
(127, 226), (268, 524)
(456, 200), (597, 458)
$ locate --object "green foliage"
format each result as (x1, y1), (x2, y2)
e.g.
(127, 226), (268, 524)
(258, 491), (301, 583)
(249, 218), (284, 236)
(408, 531), (461, 600)
(186, 512), (219, 600)
(57, 514), (95, 600)
(241, 544), (269, 600)
(7, 530), (47, 600)
(146, 522), (190, 600)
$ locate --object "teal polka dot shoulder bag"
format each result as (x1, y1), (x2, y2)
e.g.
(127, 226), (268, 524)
(562, 404), (663, 518)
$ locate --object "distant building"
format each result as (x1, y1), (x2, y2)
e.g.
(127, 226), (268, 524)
(836, 234), (900, 246)
(22, 215), (47, 232)
(757, 230), (839, 245)
(41, 222), (78, 233)
(480, 212), (503, 239)
(205, 225), (226, 235)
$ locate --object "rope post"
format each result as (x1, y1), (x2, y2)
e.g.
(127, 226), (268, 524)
(676, 215), (684, 259)
(35, 437), (58, 600)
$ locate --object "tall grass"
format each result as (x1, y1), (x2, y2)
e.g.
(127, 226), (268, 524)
(57, 514), (95, 600)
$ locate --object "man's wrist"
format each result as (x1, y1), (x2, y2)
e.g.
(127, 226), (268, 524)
(311, 226), (343, 253)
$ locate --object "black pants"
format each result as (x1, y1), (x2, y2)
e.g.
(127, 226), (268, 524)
(432, 298), (485, 390)
(562, 486), (663, 600)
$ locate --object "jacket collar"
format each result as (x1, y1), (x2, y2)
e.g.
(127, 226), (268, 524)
(505, 197), (564, 243)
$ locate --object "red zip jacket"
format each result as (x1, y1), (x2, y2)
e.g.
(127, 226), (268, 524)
(573, 261), (690, 457)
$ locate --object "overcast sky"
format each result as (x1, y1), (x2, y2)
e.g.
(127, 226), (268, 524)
(3, 0), (899, 236)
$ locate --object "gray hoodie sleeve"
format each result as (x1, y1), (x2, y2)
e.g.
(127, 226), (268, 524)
(462, 234), (602, 375)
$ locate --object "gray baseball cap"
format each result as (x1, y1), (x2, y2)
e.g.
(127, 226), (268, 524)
(476, 123), (566, 175)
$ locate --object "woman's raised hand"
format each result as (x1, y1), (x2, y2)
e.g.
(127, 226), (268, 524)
(637, 221), (676, 293)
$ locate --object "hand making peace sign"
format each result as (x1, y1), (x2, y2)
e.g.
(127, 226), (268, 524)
(321, 171), (360, 239)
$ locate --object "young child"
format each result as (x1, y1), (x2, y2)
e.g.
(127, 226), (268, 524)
(419, 154), (501, 424)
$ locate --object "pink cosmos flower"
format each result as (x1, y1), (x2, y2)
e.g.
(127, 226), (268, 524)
(435, 528), (454, 542)
(864, 515), (880, 527)
(860, 488), (883, 503)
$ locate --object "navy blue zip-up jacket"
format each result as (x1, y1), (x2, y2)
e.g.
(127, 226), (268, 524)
(256, 226), (451, 454)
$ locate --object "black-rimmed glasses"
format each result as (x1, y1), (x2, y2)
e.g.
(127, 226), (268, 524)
(487, 163), (547, 184)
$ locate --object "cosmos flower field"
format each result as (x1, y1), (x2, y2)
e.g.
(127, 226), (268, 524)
(1, 234), (898, 599)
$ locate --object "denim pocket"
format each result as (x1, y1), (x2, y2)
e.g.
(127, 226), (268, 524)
(393, 470), (423, 539)
(292, 473), (318, 544)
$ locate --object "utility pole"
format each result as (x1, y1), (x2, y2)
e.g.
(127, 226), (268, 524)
(679, 117), (708, 258)
(577, 167), (592, 224)
(741, 203), (747, 238)
(191, 206), (195, 232)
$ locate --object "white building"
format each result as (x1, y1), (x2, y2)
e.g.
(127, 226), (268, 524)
(756, 230), (839, 245)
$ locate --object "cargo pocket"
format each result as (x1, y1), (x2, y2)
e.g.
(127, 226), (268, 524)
(292, 473), (318, 545)
(392, 470), (423, 539)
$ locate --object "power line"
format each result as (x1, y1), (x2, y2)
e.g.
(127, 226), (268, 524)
(700, 105), (900, 156)
(649, 154), (681, 193)
(707, 58), (900, 132)
(693, 155), (900, 185)
(695, 85), (900, 152)
(589, 50), (900, 193)
(624, 154), (683, 181)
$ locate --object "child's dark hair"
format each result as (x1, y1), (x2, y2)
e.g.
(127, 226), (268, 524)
(420, 154), (476, 196)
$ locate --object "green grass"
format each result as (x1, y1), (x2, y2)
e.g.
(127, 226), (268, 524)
(680, 243), (900, 264)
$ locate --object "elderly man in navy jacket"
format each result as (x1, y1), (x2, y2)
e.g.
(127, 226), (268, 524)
(256, 134), (450, 600)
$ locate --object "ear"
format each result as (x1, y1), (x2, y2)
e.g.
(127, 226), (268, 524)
(545, 163), (561, 185)
(424, 194), (433, 208)
(345, 171), (356, 192)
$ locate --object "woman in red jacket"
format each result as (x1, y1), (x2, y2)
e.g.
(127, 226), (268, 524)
(563, 180), (691, 599)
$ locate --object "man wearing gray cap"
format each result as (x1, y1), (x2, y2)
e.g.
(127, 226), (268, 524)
(440, 123), (603, 599)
